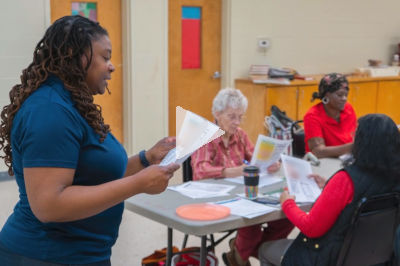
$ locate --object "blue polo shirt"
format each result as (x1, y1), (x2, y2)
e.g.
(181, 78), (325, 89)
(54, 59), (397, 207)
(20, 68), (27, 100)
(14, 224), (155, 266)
(0, 76), (128, 264)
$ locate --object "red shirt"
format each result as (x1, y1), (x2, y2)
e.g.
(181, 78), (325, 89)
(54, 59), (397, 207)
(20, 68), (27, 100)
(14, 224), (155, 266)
(282, 171), (354, 238)
(191, 127), (253, 180)
(304, 102), (356, 152)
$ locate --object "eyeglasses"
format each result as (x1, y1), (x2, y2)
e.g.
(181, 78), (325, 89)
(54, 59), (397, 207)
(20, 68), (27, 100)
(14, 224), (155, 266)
(225, 113), (245, 122)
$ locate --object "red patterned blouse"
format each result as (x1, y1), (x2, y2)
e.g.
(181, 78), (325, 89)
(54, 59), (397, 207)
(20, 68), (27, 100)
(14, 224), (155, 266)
(191, 127), (254, 180)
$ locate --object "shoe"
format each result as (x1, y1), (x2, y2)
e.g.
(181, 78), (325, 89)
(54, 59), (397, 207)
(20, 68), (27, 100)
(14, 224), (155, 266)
(222, 250), (251, 266)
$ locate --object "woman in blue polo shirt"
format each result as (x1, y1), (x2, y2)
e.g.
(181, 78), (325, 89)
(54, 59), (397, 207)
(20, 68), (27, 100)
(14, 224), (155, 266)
(0, 16), (179, 266)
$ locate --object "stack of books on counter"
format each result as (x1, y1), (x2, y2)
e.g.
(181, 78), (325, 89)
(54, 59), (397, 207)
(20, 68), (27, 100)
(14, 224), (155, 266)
(249, 64), (291, 85)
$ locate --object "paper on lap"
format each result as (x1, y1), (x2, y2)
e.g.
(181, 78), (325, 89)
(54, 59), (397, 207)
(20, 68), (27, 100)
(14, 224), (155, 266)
(160, 106), (225, 166)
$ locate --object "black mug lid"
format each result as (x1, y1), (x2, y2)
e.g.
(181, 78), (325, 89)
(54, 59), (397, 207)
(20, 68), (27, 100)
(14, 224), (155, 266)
(243, 165), (259, 174)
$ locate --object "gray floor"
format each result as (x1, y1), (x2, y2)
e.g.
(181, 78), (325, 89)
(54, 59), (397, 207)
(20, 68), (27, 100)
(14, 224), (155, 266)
(0, 170), (298, 265)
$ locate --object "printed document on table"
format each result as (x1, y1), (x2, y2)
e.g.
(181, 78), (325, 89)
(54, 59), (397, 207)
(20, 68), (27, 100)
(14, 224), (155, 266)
(250, 135), (292, 173)
(281, 154), (321, 203)
(224, 173), (283, 188)
(168, 181), (235, 199)
(215, 197), (277, 219)
(160, 106), (225, 166)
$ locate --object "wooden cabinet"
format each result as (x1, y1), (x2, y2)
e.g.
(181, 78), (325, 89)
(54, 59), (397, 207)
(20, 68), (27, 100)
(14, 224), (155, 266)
(377, 80), (400, 124)
(265, 86), (298, 119)
(297, 85), (318, 120)
(235, 76), (400, 143)
(235, 80), (269, 143)
(348, 82), (377, 117)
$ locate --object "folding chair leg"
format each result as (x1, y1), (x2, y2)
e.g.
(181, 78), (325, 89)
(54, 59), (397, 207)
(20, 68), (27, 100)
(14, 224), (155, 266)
(182, 234), (189, 249)
(209, 234), (216, 252)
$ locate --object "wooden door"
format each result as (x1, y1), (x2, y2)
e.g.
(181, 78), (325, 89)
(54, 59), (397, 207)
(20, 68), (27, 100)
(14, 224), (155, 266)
(348, 82), (377, 118)
(50, 0), (123, 142)
(297, 85), (318, 120)
(169, 0), (222, 136)
(377, 80), (400, 124)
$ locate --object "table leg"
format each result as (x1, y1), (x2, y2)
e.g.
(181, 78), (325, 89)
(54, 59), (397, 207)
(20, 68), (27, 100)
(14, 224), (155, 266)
(166, 227), (173, 266)
(200, 235), (207, 266)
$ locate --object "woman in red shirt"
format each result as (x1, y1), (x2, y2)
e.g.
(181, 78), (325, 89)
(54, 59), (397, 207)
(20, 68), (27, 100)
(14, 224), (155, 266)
(258, 114), (400, 266)
(191, 88), (291, 266)
(304, 73), (356, 158)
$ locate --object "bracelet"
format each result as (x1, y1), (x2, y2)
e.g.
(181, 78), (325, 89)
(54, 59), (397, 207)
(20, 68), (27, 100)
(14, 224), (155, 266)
(139, 150), (150, 167)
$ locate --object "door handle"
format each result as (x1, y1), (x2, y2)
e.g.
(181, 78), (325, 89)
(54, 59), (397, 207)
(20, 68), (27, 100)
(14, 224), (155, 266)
(211, 71), (221, 79)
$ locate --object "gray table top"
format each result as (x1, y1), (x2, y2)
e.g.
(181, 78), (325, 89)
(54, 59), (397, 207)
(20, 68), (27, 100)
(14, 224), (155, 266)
(124, 158), (342, 236)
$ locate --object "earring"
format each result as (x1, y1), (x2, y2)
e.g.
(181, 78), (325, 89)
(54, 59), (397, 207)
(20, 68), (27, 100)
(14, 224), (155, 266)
(322, 97), (329, 104)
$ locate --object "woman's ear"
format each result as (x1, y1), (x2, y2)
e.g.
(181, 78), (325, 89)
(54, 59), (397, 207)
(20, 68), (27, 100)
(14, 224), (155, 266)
(214, 111), (222, 124)
(81, 53), (88, 69)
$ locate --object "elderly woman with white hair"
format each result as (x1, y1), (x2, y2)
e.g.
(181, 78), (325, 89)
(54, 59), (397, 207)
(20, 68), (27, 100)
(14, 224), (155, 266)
(191, 88), (294, 266)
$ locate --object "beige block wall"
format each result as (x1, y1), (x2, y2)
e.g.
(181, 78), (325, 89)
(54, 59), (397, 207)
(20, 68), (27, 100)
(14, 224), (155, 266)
(0, 0), (50, 171)
(225, 0), (400, 85)
(124, 0), (169, 154)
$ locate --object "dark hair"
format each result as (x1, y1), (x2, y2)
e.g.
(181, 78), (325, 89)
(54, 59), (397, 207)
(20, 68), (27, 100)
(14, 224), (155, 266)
(0, 15), (110, 175)
(347, 114), (400, 180)
(311, 73), (349, 102)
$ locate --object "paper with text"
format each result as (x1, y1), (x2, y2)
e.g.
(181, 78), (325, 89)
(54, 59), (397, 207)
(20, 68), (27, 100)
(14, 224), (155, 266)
(250, 135), (292, 172)
(224, 173), (283, 188)
(281, 154), (321, 203)
(168, 181), (235, 199)
(215, 197), (277, 219)
(160, 106), (225, 166)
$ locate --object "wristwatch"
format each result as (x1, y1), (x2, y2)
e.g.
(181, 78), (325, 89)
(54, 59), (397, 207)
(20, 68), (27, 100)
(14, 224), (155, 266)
(139, 150), (150, 167)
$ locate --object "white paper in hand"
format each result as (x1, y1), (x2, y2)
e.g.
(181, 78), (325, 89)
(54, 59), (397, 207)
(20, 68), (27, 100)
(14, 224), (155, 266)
(281, 154), (321, 203)
(160, 106), (224, 165)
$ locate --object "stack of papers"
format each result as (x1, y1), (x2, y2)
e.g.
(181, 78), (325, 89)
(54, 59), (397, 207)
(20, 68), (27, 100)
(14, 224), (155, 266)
(215, 197), (277, 219)
(168, 182), (235, 199)
(224, 173), (283, 188)
(160, 106), (224, 166)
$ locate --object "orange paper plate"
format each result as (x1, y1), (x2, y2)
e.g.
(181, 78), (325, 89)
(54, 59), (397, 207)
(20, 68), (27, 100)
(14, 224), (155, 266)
(176, 203), (230, 221)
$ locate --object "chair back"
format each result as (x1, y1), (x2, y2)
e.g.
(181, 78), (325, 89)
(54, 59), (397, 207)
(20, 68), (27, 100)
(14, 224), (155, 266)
(290, 120), (305, 158)
(182, 157), (193, 182)
(336, 192), (400, 266)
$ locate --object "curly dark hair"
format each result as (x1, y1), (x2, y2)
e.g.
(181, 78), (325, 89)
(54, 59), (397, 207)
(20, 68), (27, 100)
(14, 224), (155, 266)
(346, 114), (400, 180)
(311, 73), (349, 102)
(0, 15), (111, 175)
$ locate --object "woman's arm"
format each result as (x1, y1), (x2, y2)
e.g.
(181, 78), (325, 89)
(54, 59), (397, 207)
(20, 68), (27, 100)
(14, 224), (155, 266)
(280, 171), (354, 238)
(308, 137), (353, 158)
(191, 142), (226, 180)
(24, 163), (179, 223)
(123, 137), (176, 177)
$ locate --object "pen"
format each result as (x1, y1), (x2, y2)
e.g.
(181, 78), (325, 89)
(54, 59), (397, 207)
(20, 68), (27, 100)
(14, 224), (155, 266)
(215, 197), (240, 205)
(243, 159), (250, 165)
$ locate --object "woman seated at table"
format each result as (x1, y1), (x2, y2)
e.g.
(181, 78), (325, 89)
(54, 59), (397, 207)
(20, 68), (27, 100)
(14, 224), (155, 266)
(258, 113), (400, 266)
(304, 73), (356, 158)
(191, 88), (293, 266)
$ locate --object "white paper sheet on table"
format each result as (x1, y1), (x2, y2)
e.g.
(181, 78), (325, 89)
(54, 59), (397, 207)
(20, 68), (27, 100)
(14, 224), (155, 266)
(168, 181), (235, 199)
(250, 135), (292, 173)
(224, 173), (283, 188)
(160, 106), (225, 166)
(281, 154), (321, 203)
(215, 197), (277, 219)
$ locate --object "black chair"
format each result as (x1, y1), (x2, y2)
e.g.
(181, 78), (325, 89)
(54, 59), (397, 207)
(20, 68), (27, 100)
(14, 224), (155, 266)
(336, 192), (400, 266)
(181, 157), (235, 251)
(290, 120), (305, 158)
